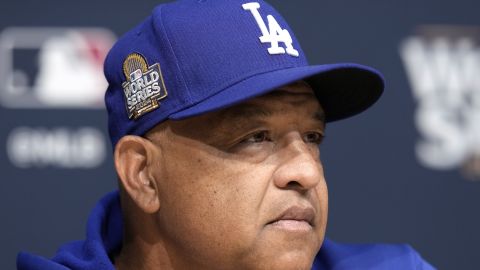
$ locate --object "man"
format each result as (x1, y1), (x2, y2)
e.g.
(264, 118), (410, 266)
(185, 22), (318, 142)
(17, 0), (435, 269)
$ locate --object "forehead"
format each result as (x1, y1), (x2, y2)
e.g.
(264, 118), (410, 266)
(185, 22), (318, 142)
(226, 82), (323, 117)
(217, 81), (324, 121)
(148, 81), (324, 138)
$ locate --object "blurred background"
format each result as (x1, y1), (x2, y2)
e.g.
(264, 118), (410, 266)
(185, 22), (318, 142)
(1, 0), (479, 269)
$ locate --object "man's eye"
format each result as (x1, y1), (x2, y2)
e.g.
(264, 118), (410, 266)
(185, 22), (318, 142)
(304, 132), (324, 144)
(242, 131), (270, 143)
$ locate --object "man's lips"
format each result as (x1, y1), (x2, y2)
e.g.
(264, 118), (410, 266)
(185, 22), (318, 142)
(267, 206), (315, 231)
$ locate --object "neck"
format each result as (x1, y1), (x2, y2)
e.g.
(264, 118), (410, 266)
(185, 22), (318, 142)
(115, 197), (177, 270)
(114, 236), (174, 270)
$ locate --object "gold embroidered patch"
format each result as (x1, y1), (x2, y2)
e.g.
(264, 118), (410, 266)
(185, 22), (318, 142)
(121, 53), (168, 119)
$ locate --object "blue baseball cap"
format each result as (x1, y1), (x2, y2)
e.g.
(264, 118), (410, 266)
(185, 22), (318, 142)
(104, 0), (384, 146)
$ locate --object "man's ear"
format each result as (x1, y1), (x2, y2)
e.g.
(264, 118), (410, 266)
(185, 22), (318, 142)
(114, 135), (160, 214)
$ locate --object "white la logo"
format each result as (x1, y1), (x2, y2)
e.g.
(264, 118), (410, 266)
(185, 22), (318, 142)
(243, 2), (299, 57)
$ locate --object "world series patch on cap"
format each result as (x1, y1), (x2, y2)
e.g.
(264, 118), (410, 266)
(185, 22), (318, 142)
(121, 53), (168, 119)
(104, 0), (384, 146)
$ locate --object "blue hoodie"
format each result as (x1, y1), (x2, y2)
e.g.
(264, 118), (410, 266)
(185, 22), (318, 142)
(17, 191), (436, 270)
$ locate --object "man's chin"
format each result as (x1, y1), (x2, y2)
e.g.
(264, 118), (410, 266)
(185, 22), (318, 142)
(269, 250), (317, 270)
(239, 238), (320, 270)
(239, 251), (316, 270)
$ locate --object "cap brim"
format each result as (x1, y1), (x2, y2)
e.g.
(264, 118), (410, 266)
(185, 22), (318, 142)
(170, 63), (384, 122)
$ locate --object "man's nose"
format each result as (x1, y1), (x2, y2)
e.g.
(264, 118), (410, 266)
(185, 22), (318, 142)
(272, 134), (323, 191)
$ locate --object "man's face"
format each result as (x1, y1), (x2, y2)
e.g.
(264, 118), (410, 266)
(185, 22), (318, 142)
(146, 82), (328, 270)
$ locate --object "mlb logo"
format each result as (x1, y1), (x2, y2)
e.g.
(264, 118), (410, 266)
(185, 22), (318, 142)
(130, 69), (143, 82)
(0, 27), (116, 109)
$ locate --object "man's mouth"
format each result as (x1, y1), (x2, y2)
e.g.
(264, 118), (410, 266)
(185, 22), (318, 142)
(267, 206), (315, 231)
